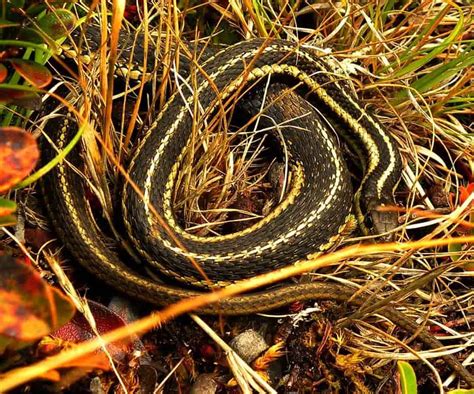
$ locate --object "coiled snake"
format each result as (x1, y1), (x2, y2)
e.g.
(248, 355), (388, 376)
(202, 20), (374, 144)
(40, 28), (474, 385)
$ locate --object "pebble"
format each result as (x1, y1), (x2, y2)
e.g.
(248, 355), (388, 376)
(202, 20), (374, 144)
(190, 373), (218, 394)
(230, 329), (269, 364)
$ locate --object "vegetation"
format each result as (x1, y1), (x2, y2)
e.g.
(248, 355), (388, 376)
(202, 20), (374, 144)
(0, 0), (472, 392)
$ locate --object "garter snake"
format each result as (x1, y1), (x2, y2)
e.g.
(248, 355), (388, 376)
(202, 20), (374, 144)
(40, 33), (474, 386)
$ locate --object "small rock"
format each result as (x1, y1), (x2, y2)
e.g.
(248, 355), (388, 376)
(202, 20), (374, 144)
(89, 377), (106, 394)
(428, 184), (450, 208)
(230, 329), (269, 363)
(190, 373), (218, 394)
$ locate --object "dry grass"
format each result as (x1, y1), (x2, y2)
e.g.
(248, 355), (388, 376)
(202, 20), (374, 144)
(1, 0), (473, 391)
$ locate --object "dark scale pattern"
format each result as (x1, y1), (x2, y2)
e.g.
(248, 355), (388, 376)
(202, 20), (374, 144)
(124, 41), (359, 282)
(68, 25), (218, 80)
(47, 37), (398, 299)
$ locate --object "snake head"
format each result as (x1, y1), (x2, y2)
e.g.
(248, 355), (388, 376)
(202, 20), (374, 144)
(364, 197), (399, 239)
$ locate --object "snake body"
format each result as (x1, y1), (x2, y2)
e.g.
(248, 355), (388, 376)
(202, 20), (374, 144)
(41, 33), (474, 385)
(122, 39), (401, 284)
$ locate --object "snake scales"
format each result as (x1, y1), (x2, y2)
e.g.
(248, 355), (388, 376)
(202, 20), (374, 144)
(39, 26), (474, 385)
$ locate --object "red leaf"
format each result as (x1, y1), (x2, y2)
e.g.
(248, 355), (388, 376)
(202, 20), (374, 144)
(459, 183), (474, 206)
(0, 255), (75, 352)
(0, 63), (7, 83)
(8, 58), (52, 88)
(0, 87), (42, 109)
(0, 126), (39, 193)
(52, 300), (133, 361)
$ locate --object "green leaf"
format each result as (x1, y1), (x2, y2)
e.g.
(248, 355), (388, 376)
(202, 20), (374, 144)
(381, 0), (396, 24)
(0, 198), (17, 226)
(9, 0), (25, 8)
(393, 46), (473, 104)
(448, 241), (462, 262)
(0, 39), (51, 54)
(25, 3), (50, 17)
(410, 49), (473, 94)
(0, 198), (17, 216)
(17, 27), (45, 44)
(0, 18), (20, 28)
(391, 4), (464, 79)
(447, 390), (474, 394)
(398, 361), (417, 394)
(37, 9), (76, 40)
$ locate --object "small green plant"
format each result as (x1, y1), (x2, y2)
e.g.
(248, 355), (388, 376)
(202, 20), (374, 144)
(398, 361), (474, 394)
(0, 1), (76, 121)
(398, 361), (417, 394)
(0, 1), (76, 224)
